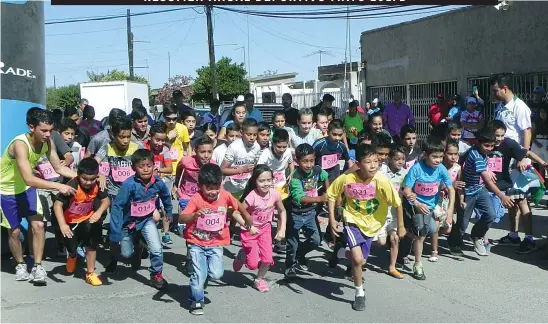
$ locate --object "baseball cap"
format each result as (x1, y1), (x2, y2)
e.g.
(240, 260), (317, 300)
(451, 94), (461, 101)
(236, 95), (245, 101)
(436, 93), (444, 99)
(467, 97), (477, 104)
(533, 86), (546, 94)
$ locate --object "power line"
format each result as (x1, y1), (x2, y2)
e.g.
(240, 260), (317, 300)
(45, 7), (199, 25)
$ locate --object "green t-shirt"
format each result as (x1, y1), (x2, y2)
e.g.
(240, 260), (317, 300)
(344, 113), (364, 140)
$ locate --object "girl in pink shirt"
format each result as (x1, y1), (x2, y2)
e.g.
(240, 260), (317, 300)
(232, 164), (287, 292)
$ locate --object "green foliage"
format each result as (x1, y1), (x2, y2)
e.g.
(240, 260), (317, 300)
(46, 84), (80, 110)
(191, 57), (249, 102)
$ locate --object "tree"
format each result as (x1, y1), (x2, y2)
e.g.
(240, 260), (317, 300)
(155, 75), (194, 105)
(46, 84), (80, 110)
(191, 57), (249, 102)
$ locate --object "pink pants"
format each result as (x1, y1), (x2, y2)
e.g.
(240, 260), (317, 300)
(240, 223), (274, 270)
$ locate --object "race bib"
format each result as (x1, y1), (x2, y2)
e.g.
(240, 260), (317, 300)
(415, 181), (439, 197)
(231, 166), (250, 181)
(67, 201), (93, 215)
(305, 189), (318, 197)
(196, 211), (225, 232)
(37, 163), (60, 180)
(154, 161), (161, 170)
(253, 207), (273, 226)
(344, 182), (376, 201)
(273, 171), (286, 186)
(449, 169), (459, 182)
(99, 162), (110, 176)
(169, 148), (178, 160)
(487, 157), (502, 173)
(405, 160), (416, 170)
(182, 181), (199, 196)
(321, 154), (339, 169)
(130, 198), (157, 217)
(111, 166), (135, 182)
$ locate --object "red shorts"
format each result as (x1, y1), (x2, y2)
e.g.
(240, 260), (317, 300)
(240, 223), (274, 270)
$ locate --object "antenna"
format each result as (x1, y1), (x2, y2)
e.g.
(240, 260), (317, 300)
(303, 50), (334, 68)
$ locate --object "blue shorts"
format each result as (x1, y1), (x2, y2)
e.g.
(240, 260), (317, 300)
(0, 188), (39, 229)
(344, 224), (373, 259)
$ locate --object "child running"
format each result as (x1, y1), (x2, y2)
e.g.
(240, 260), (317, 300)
(212, 123), (241, 165)
(233, 165), (287, 292)
(429, 140), (463, 262)
(53, 158), (110, 286)
(285, 143), (328, 277)
(402, 136), (455, 280)
(327, 144), (403, 311)
(108, 149), (173, 289)
(180, 163), (253, 315)
(143, 122), (174, 245)
(313, 119), (352, 182)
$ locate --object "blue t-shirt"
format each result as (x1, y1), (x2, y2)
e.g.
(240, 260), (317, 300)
(247, 108), (263, 122)
(404, 160), (452, 209)
(463, 147), (487, 196)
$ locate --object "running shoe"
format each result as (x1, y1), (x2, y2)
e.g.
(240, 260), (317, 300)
(29, 264), (47, 286)
(352, 295), (366, 311)
(388, 269), (404, 279)
(448, 245), (465, 257)
(190, 302), (204, 316)
(491, 234), (521, 246)
(150, 272), (167, 290)
(14, 263), (30, 281)
(412, 263), (426, 280)
(232, 249), (246, 272)
(162, 233), (174, 245)
(516, 238), (536, 254)
(473, 238), (488, 256)
(66, 256), (77, 274)
(284, 266), (298, 279)
(85, 272), (103, 286)
(296, 258), (309, 272)
(254, 279), (269, 292)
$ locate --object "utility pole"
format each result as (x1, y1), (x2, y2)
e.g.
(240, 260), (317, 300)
(127, 9), (134, 80)
(205, 5), (218, 100)
(53, 75), (56, 89)
(168, 52), (171, 80)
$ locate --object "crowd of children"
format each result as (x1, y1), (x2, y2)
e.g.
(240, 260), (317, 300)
(2, 95), (548, 315)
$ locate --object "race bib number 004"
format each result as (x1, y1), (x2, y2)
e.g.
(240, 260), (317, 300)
(196, 211), (225, 232)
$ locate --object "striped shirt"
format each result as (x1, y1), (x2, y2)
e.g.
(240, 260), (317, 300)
(463, 147), (487, 196)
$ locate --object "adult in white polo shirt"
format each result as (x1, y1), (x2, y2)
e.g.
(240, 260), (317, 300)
(491, 73), (532, 150)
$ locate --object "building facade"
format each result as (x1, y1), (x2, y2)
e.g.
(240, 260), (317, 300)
(360, 2), (548, 137)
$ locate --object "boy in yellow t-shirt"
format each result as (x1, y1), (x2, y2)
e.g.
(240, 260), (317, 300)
(327, 144), (404, 312)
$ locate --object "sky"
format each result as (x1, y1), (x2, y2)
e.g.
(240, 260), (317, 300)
(44, 4), (463, 89)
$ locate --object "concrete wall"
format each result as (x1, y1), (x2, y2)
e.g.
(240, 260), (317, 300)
(360, 2), (548, 94)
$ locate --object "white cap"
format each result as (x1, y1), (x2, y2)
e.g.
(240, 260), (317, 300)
(372, 98), (379, 104)
(236, 95), (245, 101)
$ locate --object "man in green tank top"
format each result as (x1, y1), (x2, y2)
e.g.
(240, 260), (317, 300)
(0, 108), (77, 285)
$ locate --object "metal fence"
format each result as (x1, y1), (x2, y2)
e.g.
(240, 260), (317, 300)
(367, 72), (548, 139)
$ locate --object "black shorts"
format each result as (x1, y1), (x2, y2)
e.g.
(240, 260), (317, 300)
(64, 220), (103, 256)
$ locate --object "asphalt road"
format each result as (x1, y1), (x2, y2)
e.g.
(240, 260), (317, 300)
(2, 205), (548, 323)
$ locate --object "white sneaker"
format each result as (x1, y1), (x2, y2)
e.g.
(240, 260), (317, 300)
(29, 264), (47, 286)
(15, 263), (30, 281)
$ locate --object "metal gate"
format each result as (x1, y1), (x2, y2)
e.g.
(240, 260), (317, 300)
(367, 85), (407, 108)
(468, 72), (548, 120)
(409, 81), (458, 139)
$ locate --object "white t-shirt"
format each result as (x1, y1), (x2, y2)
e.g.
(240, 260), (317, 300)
(223, 139), (261, 193)
(257, 147), (293, 188)
(460, 110), (483, 139)
(458, 140), (471, 156)
(212, 143), (227, 166)
(495, 97), (532, 145)
(289, 128), (322, 148)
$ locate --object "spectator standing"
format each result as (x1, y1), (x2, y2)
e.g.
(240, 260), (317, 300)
(282, 93), (299, 128)
(201, 99), (221, 129)
(244, 93), (263, 122)
(428, 93), (449, 130)
(132, 98), (155, 126)
(491, 73), (532, 149)
(382, 92), (416, 139)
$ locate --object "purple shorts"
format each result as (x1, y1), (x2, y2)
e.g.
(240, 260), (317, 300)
(0, 188), (39, 229)
(344, 224), (373, 260)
